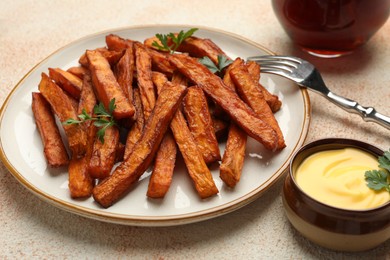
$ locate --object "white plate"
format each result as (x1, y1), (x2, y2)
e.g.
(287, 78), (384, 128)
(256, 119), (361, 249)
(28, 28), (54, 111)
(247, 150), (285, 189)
(0, 25), (310, 226)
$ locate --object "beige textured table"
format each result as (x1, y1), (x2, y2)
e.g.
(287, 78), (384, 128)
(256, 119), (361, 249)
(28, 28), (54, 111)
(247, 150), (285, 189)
(1, 1), (389, 258)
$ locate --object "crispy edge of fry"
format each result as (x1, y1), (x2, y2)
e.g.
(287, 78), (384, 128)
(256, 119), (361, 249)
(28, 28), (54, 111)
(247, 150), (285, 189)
(38, 73), (87, 157)
(88, 125), (120, 179)
(135, 42), (157, 121)
(146, 131), (177, 198)
(219, 123), (247, 188)
(246, 61), (282, 113)
(168, 54), (278, 151)
(92, 82), (187, 208)
(32, 92), (69, 167)
(124, 88), (144, 160)
(86, 50), (135, 120)
(48, 67), (83, 100)
(182, 86), (221, 164)
(230, 59), (286, 150)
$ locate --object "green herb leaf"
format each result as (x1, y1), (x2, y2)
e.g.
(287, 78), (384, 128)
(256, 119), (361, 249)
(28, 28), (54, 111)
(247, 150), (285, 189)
(199, 56), (219, 73)
(199, 54), (233, 74)
(63, 118), (82, 125)
(217, 54), (233, 71)
(378, 149), (390, 172)
(365, 149), (390, 193)
(78, 109), (93, 121)
(152, 28), (198, 54)
(365, 170), (390, 191)
(152, 33), (170, 52)
(62, 99), (117, 144)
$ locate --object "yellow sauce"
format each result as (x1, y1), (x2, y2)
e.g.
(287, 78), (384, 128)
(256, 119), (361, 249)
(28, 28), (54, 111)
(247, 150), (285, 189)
(295, 148), (390, 210)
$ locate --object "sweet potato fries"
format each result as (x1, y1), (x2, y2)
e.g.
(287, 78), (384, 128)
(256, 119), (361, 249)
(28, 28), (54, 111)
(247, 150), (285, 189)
(32, 28), (286, 207)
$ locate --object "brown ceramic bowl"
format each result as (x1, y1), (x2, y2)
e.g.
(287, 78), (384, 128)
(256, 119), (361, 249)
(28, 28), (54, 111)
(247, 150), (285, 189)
(283, 138), (390, 252)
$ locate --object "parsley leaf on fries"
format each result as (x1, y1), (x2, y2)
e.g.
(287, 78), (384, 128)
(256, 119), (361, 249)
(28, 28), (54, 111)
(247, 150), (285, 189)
(63, 98), (117, 143)
(152, 28), (198, 53)
(199, 54), (233, 74)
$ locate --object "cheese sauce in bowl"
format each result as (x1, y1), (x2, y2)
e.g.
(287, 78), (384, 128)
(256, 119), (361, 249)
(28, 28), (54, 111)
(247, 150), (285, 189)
(295, 147), (390, 210)
(283, 138), (390, 252)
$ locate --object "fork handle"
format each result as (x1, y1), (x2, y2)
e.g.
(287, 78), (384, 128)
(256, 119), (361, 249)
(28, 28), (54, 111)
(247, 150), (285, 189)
(327, 92), (390, 130)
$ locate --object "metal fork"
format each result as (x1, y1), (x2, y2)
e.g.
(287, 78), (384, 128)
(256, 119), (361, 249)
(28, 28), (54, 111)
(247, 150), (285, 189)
(247, 55), (390, 130)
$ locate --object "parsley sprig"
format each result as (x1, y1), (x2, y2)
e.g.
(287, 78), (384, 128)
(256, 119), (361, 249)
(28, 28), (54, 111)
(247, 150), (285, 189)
(199, 54), (233, 74)
(365, 149), (390, 193)
(63, 99), (117, 143)
(152, 28), (198, 54)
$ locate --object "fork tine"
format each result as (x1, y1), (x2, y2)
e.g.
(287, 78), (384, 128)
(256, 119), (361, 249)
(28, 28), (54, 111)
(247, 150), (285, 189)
(259, 67), (295, 80)
(247, 55), (303, 72)
(259, 64), (295, 74)
(248, 55), (303, 64)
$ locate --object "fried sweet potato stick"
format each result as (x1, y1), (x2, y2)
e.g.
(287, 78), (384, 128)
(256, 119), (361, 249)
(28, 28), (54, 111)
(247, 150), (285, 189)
(168, 54), (278, 151)
(123, 88), (144, 159)
(67, 66), (89, 80)
(86, 50), (135, 120)
(68, 157), (94, 198)
(146, 131), (177, 198)
(182, 86), (221, 164)
(154, 76), (218, 198)
(222, 58), (241, 91)
(114, 46), (135, 102)
(38, 73), (87, 157)
(144, 35), (226, 66)
(219, 123), (247, 188)
(146, 72), (179, 198)
(219, 59), (248, 187)
(79, 47), (124, 67)
(68, 124), (96, 198)
(48, 67), (83, 99)
(246, 61), (282, 113)
(105, 34), (134, 51)
(230, 59), (286, 150)
(68, 73), (97, 198)
(77, 72), (96, 117)
(32, 92), (69, 167)
(135, 42), (156, 121)
(92, 82), (186, 208)
(88, 124), (120, 179)
(169, 88), (219, 199)
(178, 37), (227, 65)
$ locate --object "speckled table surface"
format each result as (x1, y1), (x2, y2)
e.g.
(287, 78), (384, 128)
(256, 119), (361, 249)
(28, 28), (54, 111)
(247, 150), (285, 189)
(1, 1), (389, 259)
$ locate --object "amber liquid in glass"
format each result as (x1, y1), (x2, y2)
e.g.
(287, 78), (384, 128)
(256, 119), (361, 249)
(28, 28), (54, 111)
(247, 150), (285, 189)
(272, 0), (390, 57)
